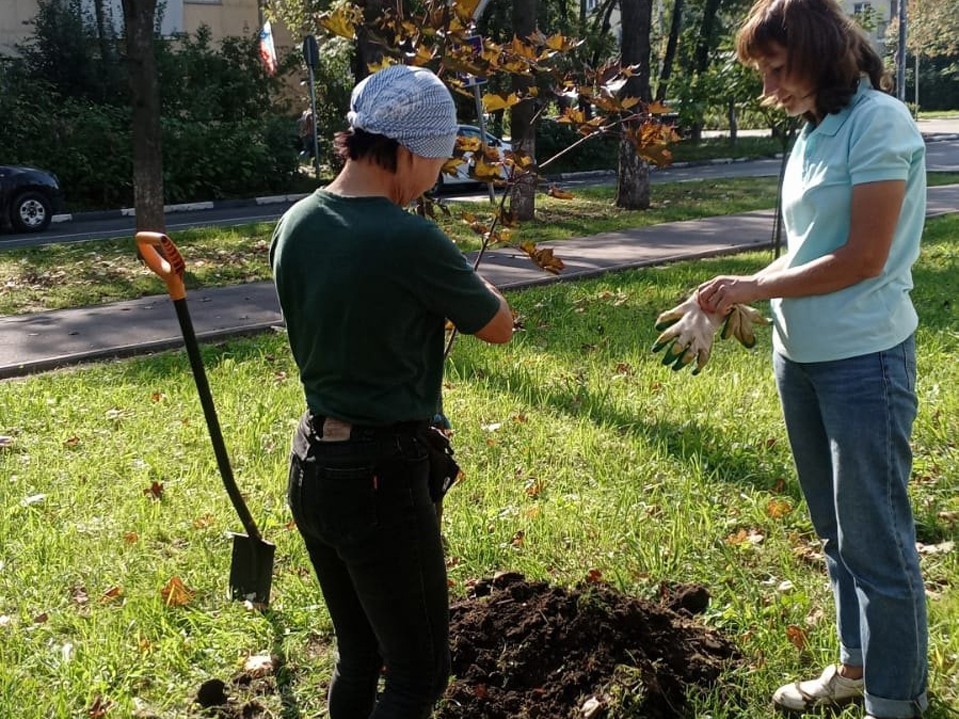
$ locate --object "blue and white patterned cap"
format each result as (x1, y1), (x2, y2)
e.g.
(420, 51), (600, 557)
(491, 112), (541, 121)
(348, 65), (458, 159)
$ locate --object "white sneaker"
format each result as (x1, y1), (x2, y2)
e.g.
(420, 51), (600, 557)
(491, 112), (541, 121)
(773, 664), (864, 712)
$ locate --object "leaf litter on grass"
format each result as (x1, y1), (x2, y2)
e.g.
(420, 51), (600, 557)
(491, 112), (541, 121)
(192, 572), (741, 718)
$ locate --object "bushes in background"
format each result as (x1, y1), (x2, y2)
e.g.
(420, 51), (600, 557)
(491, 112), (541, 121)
(0, 2), (300, 211)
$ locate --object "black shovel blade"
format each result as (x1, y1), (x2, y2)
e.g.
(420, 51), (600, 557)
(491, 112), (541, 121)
(228, 532), (276, 606)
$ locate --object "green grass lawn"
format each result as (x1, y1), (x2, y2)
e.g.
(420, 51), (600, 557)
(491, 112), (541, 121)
(3, 174), (959, 317)
(1, 215), (957, 717)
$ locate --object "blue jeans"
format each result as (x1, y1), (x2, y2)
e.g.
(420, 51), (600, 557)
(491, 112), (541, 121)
(774, 336), (928, 718)
(287, 412), (450, 719)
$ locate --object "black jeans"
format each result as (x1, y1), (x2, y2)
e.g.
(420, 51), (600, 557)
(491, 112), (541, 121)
(287, 412), (450, 719)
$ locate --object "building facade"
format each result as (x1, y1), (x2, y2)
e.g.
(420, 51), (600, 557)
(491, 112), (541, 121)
(840, 0), (896, 52)
(0, 0), (290, 57)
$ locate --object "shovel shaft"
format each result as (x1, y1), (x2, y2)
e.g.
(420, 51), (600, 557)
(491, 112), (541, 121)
(136, 231), (263, 540)
(171, 298), (264, 542)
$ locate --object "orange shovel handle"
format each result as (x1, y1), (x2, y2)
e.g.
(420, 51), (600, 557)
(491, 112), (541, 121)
(136, 231), (187, 301)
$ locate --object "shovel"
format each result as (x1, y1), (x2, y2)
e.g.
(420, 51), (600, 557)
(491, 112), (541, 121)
(136, 231), (275, 606)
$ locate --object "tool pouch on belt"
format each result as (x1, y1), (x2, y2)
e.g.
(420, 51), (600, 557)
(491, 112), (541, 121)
(423, 426), (461, 502)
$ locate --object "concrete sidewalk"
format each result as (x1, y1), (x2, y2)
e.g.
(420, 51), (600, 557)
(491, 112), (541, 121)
(2, 185), (958, 379)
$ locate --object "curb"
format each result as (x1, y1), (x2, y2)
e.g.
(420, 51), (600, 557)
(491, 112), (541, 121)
(52, 192), (311, 225)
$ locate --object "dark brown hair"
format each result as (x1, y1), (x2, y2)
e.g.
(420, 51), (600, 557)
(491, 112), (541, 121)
(736, 0), (891, 119)
(333, 128), (401, 172)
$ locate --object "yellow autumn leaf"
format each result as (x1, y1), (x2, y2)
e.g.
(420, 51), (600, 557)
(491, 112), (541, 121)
(519, 242), (565, 275)
(318, 5), (361, 40)
(509, 36), (539, 62)
(482, 92), (521, 113)
(366, 57), (395, 75)
(407, 44), (435, 66)
(473, 155), (502, 182)
(544, 32), (581, 52)
(765, 498), (793, 519)
(451, 0), (482, 21)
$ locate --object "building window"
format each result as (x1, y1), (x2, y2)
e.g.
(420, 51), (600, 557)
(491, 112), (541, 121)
(853, 2), (872, 14)
(585, 0), (599, 12)
(184, 0), (223, 4)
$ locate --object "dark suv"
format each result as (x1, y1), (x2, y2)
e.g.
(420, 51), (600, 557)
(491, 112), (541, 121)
(0, 165), (64, 233)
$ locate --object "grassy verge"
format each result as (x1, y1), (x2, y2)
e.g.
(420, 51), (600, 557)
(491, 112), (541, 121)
(670, 135), (784, 162)
(2, 215), (957, 717)
(3, 174), (958, 317)
(0, 177), (783, 316)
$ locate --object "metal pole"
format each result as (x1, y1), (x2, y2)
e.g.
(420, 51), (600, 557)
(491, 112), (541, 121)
(914, 53), (919, 115)
(897, 0), (907, 102)
(473, 83), (496, 204)
(308, 65), (321, 178)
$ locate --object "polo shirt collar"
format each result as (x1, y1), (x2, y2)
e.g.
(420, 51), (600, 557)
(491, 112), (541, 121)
(809, 76), (872, 137)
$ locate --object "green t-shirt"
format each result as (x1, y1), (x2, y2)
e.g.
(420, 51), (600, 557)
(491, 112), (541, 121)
(270, 190), (502, 425)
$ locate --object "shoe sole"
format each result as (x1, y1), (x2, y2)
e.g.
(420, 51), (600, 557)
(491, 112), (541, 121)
(773, 695), (864, 715)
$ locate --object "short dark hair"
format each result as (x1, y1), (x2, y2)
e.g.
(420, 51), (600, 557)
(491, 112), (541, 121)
(736, 0), (891, 119)
(333, 128), (401, 172)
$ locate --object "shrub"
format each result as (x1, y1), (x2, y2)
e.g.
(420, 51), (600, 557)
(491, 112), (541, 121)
(0, 2), (302, 211)
(536, 119), (619, 175)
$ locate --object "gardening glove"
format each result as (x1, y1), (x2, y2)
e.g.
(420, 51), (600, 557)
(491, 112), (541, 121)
(652, 293), (724, 375)
(719, 303), (769, 349)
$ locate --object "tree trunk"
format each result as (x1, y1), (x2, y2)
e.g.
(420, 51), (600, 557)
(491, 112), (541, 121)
(121, 0), (165, 232)
(616, 0), (653, 210)
(581, 0), (618, 120)
(727, 99), (738, 143)
(353, 0), (385, 82)
(616, 139), (651, 209)
(688, 0), (723, 142)
(655, 0), (684, 102)
(93, 0), (112, 65)
(510, 0), (537, 221)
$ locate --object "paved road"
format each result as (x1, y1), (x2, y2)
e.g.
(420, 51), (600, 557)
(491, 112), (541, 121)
(3, 128), (958, 248)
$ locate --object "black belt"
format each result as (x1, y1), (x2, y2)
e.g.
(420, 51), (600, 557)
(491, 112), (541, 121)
(308, 413), (430, 441)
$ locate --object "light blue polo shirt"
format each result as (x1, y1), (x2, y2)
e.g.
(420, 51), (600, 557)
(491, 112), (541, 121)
(772, 78), (926, 363)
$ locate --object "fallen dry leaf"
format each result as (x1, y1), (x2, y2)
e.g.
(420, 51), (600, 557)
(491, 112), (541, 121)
(87, 694), (111, 718)
(160, 576), (194, 607)
(786, 624), (807, 651)
(765, 498), (792, 519)
(100, 586), (124, 604)
(143, 481), (164, 500)
(193, 514), (216, 529)
(242, 653), (275, 678)
(547, 185), (575, 200)
(519, 242), (565, 275)
(585, 568), (604, 584)
(917, 541), (954, 556)
(21, 493), (46, 507)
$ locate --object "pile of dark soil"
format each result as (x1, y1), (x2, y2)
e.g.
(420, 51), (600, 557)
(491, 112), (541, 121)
(194, 572), (741, 718)
(438, 572), (741, 719)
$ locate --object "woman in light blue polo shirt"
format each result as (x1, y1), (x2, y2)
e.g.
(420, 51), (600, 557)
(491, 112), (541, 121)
(698, 1), (928, 718)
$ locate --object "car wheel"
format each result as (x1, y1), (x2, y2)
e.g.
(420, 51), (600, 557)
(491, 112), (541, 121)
(11, 191), (53, 233)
